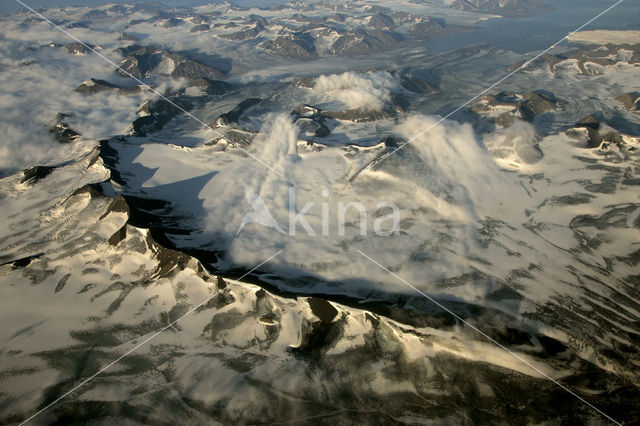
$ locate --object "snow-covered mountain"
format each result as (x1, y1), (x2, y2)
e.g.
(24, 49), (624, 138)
(1, 1), (639, 424)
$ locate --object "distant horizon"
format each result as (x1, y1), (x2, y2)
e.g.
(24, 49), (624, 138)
(0, 0), (287, 14)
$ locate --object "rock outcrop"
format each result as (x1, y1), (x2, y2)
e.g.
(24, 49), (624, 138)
(615, 92), (640, 111)
(210, 98), (261, 127)
(329, 30), (403, 56)
(261, 32), (317, 59)
(117, 45), (226, 80)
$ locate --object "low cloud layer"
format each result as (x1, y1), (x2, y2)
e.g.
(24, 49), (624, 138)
(312, 71), (400, 111)
(0, 31), (143, 174)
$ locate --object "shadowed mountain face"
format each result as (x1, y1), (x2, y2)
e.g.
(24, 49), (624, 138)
(1, 1), (639, 424)
(329, 30), (404, 56)
(261, 32), (317, 59)
(117, 45), (227, 80)
(0, 142), (638, 425)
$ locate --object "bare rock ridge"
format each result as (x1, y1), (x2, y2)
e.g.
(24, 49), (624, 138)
(161, 17), (183, 28)
(407, 16), (448, 37)
(329, 29), (403, 56)
(207, 128), (256, 149)
(66, 41), (97, 55)
(367, 13), (395, 30)
(251, 11), (456, 58)
(118, 32), (140, 41)
(117, 45), (226, 80)
(470, 90), (560, 127)
(48, 112), (80, 143)
(74, 78), (119, 94)
(261, 32), (317, 58)
(130, 98), (192, 136)
(219, 21), (264, 40)
(616, 92), (640, 111)
(75, 76), (230, 97)
(322, 106), (397, 123)
(74, 77), (143, 95)
(398, 73), (439, 94)
(185, 77), (231, 96)
(573, 113), (628, 149)
(211, 98), (261, 127)
(21, 165), (55, 185)
(518, 90), (558, 121)
(291, 99), (406, 125)
(291, 104), (332, 138)
(190, 23), (210, 32)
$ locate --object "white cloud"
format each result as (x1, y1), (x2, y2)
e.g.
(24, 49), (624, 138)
(125, 113), (524, 301)
(0, 31), (144, 173)
(483, 119), (542, 168)
(394, 114), (520, 221)
(311, 71), (401, 111)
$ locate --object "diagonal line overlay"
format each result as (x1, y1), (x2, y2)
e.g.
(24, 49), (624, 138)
(18, 250), (283, 425)
(15, 0), (282, 177)
(372, 0), (625, 168)
(357, 249), (621, 425)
